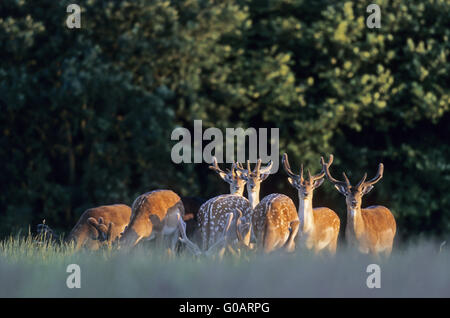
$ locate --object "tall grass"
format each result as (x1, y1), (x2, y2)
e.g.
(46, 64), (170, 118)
(0, 234), (449, 297)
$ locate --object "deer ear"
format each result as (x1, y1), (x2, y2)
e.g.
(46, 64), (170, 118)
(287, 177), (296, 187)
(334, 184), (347, 195)
(313, 178), (324, 189)
(222, 173), (233, 184)
(362, 185), (374, 195)
(260, 173), (270, 182)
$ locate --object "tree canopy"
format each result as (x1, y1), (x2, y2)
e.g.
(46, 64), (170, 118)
(0, 0), (449, 240)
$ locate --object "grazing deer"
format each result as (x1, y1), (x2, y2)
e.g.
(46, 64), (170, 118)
(36, 204), (131, 250)
(67, 204), (132, 250)
(252, 193), (300, 253)
(178, 208), (252, 257)
(119, 190), (184, 251)
(236, 159), (273, 208)
(209, 156), (247, 196)
(282, 153), (340, 254)
(321, 154), (396, 256)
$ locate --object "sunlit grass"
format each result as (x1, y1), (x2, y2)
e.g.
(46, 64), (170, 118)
(0, 234), (449, 297)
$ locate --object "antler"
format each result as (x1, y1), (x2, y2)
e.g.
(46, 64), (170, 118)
(209, 157), (244, 182)
(283, 153), (324, 183)
(209, 156), (227, 175)
(357, 163), (384, 190)
(321, 154), (349, 188)
(238, 159), (273, 178)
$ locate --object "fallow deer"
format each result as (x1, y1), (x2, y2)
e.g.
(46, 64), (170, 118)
(209, 156), (247, 196)
(252, 193), (300, 253)
(194, 194), (253, 255)
(178, 208), (252, 257)
(235, 159), (273, 208)
(193, 158), (251, 254)
(120, 189), (184, 251)
(68, 204), (132, 250)
(282, 153), (340, 254)
(36, 204), (132, 250)
(321, 154), (396, 256)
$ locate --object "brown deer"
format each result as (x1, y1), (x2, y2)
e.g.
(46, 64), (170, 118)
(252, 193), (300, 253)
(282, 153), (340, 254)
(67, 204), (132, 250)
(120, 190), (184, 251)
(321, 154), (396, 256)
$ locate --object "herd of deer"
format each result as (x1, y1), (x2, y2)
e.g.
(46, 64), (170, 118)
(37, 154), (396, 258)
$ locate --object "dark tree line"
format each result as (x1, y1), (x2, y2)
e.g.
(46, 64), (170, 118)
(0, 0), (449, 240)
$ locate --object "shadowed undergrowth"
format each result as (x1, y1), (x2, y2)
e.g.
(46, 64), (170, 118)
(0, 235), (448, 297)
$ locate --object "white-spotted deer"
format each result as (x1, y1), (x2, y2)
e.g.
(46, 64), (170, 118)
(236, 159), (299, 253)
(120, 190), (184, 252)
(321, 154), (396, 256)
(189, 158), (251, 257)
(282, 153), (340, 254)
(177, 206), (252, 258)
(209, 156), (247, 196)
(191, 194), (253, 256)
(36, 204), (132, 250)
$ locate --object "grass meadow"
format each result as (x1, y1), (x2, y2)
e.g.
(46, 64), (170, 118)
(0, 234), (449, 298)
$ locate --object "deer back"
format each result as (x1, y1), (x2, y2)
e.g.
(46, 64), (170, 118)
(253, 193), (298, 252)
(360, 205), (396, 247)
(198, 194), (252, 251)
(121, 190), (184, 246)
(68, 204), (132, 250)
(311, 207), (340, 242)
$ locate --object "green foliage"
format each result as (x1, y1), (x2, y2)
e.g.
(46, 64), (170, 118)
(0, 0), (449, 239)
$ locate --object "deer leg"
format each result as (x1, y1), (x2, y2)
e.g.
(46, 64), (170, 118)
(328, 237), (338, 256)
(285, 220), (300, 253)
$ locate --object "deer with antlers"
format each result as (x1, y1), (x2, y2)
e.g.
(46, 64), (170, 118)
(209, 156), (247, 196)
(181, 158), (252, 257)
(235, 159), (273, 208)
(321, 155), (396, 256)
(282, 153), (340, 254)
(237, 159), (300, 253)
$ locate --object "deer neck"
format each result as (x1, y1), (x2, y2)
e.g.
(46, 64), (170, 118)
(232, 185), (244, 196)
(248, 186), (260, 209)
(346, 205), (364, 240)
(298, 196), (314, 233)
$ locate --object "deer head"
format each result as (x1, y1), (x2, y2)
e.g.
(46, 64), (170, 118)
(282, 153), (325, 200)
(177, 212), (236, 256)
(321, 154), (384, 210)
(87, 217), (114, 244)
(236, 159), (273, 206)
(209, 156), (246, 195)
